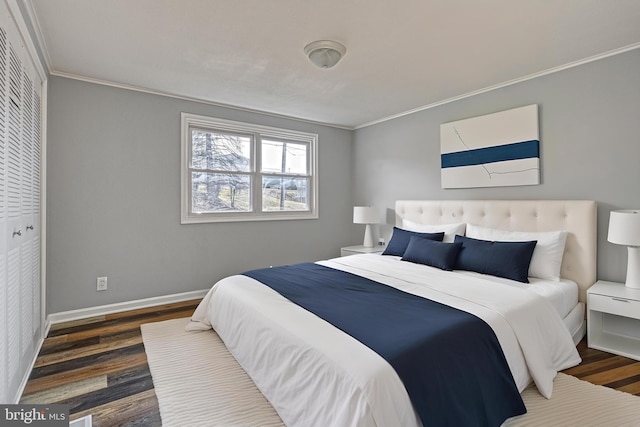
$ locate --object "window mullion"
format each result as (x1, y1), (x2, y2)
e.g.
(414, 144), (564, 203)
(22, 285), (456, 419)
(254, 133), (261, 214)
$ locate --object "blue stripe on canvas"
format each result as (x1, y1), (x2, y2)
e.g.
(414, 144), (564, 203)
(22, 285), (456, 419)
(441, 140), (539, 168)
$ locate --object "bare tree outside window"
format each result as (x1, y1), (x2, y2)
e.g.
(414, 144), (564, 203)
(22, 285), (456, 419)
(191, 129), (251, 213)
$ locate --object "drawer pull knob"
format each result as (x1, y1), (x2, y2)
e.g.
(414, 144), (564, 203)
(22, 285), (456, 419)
(611, 297), (629, 303)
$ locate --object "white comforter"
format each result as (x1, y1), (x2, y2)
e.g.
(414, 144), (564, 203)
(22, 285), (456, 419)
(187, 254), (581, 427)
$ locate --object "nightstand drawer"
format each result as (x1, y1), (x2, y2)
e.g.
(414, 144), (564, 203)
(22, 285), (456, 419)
(589, 294), (640, 320)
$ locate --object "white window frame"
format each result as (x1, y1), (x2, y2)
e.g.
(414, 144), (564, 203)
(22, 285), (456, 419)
(181, 113), (318, 224)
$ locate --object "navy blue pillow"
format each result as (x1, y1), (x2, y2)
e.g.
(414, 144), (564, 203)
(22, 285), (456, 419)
(453, 235), (537, 283)
(382, 227), (445, 256)
(401, 237), (463, 271)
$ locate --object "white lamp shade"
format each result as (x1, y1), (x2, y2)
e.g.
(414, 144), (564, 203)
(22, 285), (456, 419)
(608, 210), (640, 247)
(353, 206), (378, 224)
(608, 209), (640, 289)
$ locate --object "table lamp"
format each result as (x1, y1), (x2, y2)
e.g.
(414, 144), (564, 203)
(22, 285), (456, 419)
(353, 206), (378, 248)
(608, 209), (640, 289)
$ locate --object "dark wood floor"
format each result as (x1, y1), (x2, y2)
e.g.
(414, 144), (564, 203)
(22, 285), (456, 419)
(564, 340), (640, 395)
(20, 300), (200, 426)
(21, 301), (640, 426)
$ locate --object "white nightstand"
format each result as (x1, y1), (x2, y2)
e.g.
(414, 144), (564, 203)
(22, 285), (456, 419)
(340, 245), (385, 257)
(587, 280), (640, 361)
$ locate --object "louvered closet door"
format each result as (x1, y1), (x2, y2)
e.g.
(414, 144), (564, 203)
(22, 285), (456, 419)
(31, 83), (41, 345)
(0, 23), (7, 405)
(0, 1), (43, 404)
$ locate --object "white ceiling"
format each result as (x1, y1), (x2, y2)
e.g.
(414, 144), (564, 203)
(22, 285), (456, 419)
(27, 0), (640, 129)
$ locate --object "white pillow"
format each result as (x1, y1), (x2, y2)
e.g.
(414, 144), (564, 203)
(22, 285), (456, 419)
(465, 224), (568, 281)
(402, 220), (466, 243)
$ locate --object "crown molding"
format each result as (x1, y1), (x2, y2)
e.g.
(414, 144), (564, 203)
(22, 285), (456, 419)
(355, 42), (640, 129)
(49, 69), (354, 130)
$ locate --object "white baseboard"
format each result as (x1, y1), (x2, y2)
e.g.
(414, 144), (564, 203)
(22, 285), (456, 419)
(14, 334), (46, 404)
(47, 289), (208, 325)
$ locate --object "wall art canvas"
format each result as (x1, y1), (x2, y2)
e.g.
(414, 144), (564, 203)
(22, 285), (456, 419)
(440, 104), (539, 189)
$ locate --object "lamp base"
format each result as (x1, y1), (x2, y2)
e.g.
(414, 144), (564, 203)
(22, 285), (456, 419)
(625, 246), (640, 289)
(363, 224), (374, 248)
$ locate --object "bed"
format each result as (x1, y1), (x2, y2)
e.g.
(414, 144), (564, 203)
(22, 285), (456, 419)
(188, 199), (597, 427)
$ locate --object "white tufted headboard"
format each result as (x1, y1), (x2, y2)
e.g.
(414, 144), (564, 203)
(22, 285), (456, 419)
(395, 200), (597, 302)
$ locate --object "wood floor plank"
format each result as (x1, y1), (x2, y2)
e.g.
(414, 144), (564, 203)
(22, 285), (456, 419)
(562, 354), (636, 377)
(20, 376), (108, 404)
(605, 373), (640, 390)
(100, 329), (141, 344)
(70, 389), (160, 427)
(104, 299), (201, 321)
(40, 329), (141, 356)
(107, 364), (152, 388)
(119, 411), (163, 427)
(34, 331), (142, 368)
(580, 361), (640, 385)
(39, 335), (100, 355)
(48, 309), (195, 343)
(39, 334), (75, 351)
(61, 371), (155, 413)
(49, 315), (106, 332)
(577, 348), (616, 364)
(23, 352), (148, 395)
(49, 304), (198, 338)
(618, 381), (640, 396)
(29, 343), (147, 380)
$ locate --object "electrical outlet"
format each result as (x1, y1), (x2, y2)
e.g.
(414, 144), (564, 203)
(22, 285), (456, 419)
(97, 276), (108, 291)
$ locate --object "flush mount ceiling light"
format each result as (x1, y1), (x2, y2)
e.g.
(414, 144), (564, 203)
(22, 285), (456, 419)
(304, 40), (347, 69)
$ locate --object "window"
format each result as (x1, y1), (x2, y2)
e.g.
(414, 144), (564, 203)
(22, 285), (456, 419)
(181, 113), (318, 223)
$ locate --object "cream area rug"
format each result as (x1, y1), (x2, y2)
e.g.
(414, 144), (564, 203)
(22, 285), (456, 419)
(141, 318), (640, 427)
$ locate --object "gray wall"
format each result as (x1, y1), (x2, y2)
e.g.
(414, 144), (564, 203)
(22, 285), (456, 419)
(47, 48), (640, 313)
(353, 48), (640, 284)
(47, 77), (358, 313)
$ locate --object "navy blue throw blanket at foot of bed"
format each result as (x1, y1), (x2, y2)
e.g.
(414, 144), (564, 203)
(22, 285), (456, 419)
(243, 263), (526, 427)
